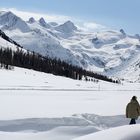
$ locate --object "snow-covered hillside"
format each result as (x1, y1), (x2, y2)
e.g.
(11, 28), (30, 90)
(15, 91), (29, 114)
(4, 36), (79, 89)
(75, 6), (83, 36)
(0, 11), (140, 82)
(0, 35), (17, 50)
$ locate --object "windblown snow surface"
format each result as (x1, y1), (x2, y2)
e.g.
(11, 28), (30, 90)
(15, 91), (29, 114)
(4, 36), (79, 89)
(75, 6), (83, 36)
(0, 67), (140, 140)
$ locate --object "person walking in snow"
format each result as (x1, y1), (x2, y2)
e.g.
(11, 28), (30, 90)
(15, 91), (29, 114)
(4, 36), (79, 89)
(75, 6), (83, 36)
(126, 96), (140, 125)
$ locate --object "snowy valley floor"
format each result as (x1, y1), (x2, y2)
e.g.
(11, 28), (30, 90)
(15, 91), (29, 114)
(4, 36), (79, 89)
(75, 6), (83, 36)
(0, 67), (140, 140)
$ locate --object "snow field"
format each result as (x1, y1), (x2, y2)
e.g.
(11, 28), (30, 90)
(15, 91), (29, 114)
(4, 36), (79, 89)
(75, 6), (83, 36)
(0, 67), (140, 140)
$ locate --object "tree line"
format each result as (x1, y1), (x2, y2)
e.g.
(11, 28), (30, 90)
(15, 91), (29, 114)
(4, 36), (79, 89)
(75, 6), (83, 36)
(0, 46), (120, 83)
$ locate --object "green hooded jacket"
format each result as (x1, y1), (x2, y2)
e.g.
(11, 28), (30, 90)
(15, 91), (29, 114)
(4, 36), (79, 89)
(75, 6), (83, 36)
(126, 100), (140, 119)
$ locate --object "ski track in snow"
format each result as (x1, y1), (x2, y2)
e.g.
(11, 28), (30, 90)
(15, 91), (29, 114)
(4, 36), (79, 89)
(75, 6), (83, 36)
(0, 114), (140, 140)
(0, 113), (140, 132)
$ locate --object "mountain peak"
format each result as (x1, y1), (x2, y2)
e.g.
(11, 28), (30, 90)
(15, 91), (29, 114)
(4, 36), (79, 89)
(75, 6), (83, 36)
(0, 11), (16, 24)
(120, 29), (126, 36)
(64, 20), (75, 25)
(28, 17), (36, 24)
(2, 11), (13, 16)
(55, 20), (77, 33)
(39, 17), (46, 25)
(39, 17), (51, 28)
(0, 11), (30, 32)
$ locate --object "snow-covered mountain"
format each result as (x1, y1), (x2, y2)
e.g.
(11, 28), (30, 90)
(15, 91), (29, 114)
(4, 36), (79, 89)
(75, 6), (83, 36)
(38, 17), (51, 28)
(0, 11), (140, 82)
(0, 11), (30, 32)
(55, 20), (77, 33)
(28, 17), (36, 24)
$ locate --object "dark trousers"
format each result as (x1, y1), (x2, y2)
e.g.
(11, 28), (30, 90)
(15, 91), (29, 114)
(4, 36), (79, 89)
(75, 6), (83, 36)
(129, 118), (136, 125)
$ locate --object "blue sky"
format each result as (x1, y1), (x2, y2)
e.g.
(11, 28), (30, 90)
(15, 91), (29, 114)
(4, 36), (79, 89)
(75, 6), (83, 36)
(0, 0), (140, 34)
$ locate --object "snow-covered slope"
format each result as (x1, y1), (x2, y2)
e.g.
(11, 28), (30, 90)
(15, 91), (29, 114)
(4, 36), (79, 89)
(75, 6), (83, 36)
(0, 11), (140, 81)
(73, 125), (140, 140)
(0, 30), (20, 51)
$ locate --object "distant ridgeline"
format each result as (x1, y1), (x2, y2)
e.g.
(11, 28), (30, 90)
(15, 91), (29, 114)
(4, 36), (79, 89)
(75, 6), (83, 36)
(0, 29), (119, 83)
